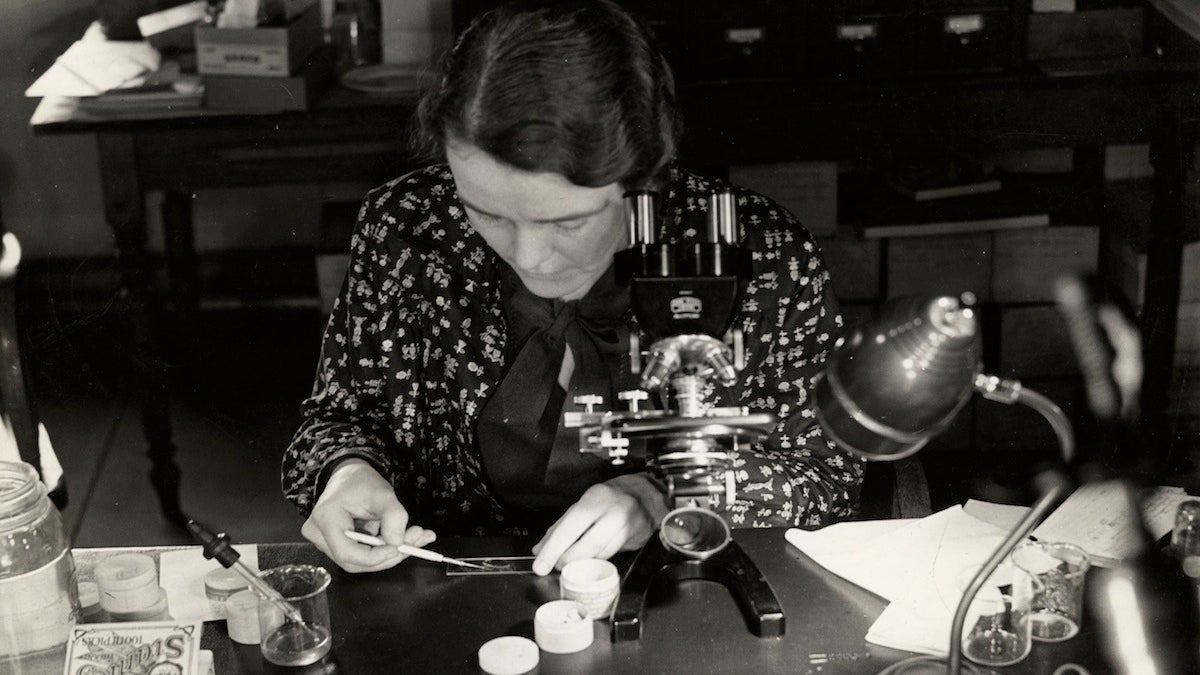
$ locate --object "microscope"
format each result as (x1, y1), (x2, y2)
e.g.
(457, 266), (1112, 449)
(564, 188), (785, 641)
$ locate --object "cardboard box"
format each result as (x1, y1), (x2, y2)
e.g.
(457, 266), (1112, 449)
(992, 225), (1099, 302)
(729, 162), (839, 237)
(204, 45), (336, 111)
(886, 232), (993, 300)
(818, 226), (881, 301)
(196, 4), (323, 76)
(1102, 178), (1200, 308)
(1026, 8), (1144, 61)
(998, 304), (1078, 379)
(1107, 233), (1200, 309)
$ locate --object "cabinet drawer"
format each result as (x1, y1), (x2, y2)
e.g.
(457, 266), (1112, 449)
(914, 9), (1013, 72)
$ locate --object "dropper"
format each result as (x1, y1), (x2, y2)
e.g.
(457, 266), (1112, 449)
(186, 519), (311, 629)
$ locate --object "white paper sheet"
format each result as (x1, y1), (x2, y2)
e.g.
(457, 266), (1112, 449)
(786, 506), (1010, 656)
(1032, 481), (1193, 566)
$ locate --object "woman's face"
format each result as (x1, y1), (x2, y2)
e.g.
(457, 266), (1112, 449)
(447, 140), (627, 301)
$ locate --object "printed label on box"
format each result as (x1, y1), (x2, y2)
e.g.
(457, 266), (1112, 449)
(63, 621), (202, 675)
(198, 44), (289, 76)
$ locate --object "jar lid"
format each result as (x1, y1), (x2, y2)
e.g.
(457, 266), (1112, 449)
(478, 636), (539, 675)
(107, 587), (170, 622)
(95, 554), (157, 592)
(560, 558), (619, 592)
(204, 567), (248, 596)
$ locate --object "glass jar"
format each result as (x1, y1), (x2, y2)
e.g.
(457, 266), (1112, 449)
(0, 460), (79, 670)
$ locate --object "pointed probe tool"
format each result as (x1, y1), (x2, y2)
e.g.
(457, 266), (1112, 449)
(342, 530), (497, 570)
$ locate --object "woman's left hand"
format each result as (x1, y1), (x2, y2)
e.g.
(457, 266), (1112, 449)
(531, 474), (667, 576)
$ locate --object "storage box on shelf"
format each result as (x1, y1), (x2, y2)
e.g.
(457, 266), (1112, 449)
(204, 45), (336, 111)
(818, 226), (882, 302)
(1101, 177), (1200, 395)
(195, 3), (323, 77)
(886, 231), (994, 300)
(808, 1), (914, 79)
(914, 0), (1020, 73)
(992, 225), (1100, 303)
(997, 304), (1079, 379)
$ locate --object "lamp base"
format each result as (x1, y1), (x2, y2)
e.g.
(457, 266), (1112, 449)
(610, 532), (785, 642)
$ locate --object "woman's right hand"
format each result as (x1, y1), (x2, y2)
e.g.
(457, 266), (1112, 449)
(300, 459), (436, 573)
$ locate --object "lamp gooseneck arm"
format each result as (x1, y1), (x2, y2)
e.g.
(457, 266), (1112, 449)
(974, 374), (1075, 463)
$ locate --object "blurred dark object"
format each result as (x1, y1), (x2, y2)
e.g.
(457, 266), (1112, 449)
(1089, 483), (1200, 675)
(95, 0), (197, 40)
(1148, 0), (1200, 42)
(334, 0), (381, 66)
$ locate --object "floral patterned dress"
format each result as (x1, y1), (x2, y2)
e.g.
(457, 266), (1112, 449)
(282, 165), (864, 535)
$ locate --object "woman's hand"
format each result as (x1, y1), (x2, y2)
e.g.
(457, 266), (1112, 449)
(531, 474), (667, 576)
(301, 459), (436, 573)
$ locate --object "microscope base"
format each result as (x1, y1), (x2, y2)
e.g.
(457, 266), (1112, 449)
(610, 534), (785, 642)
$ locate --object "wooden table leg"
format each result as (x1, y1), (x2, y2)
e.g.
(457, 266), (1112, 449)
(162, 190), (200, 366)
(1142, 119), (1195, 466)
(97, 132), (186, 527)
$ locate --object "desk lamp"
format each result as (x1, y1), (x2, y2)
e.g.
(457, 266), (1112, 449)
(814, 293), (1075, 675)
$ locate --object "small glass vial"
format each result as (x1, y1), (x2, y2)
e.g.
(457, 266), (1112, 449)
(1172, 500), (1200, 578)
(0, 460), (80, 670)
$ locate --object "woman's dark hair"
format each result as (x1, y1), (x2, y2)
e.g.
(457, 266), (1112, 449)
(416, 0), (680, 191)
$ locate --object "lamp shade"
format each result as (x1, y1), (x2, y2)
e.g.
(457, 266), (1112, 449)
(814, 295), (981, 460)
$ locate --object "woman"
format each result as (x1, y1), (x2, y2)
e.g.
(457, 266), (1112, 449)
(282, 0), (862, 575)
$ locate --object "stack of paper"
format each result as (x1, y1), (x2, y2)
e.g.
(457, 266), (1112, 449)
(1030, 481), (1194, 567)
(25, 24), (161, 98)
(786, 506), (1010, 656)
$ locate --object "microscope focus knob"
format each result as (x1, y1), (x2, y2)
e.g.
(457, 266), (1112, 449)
(573, 394), (605, 413)
(618, 390), (649, 412)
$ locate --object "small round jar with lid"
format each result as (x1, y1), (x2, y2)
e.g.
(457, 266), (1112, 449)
(0, 460), (80, 669)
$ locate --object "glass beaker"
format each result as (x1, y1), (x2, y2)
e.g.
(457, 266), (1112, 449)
(257, 564), (332, 667)
(1013, 540), (1090, 642)
(958, 562), (1033, 667)
(0, 461), (80, 671)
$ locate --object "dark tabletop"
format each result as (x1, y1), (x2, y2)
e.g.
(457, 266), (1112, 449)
(204, 528), (1110, 675)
